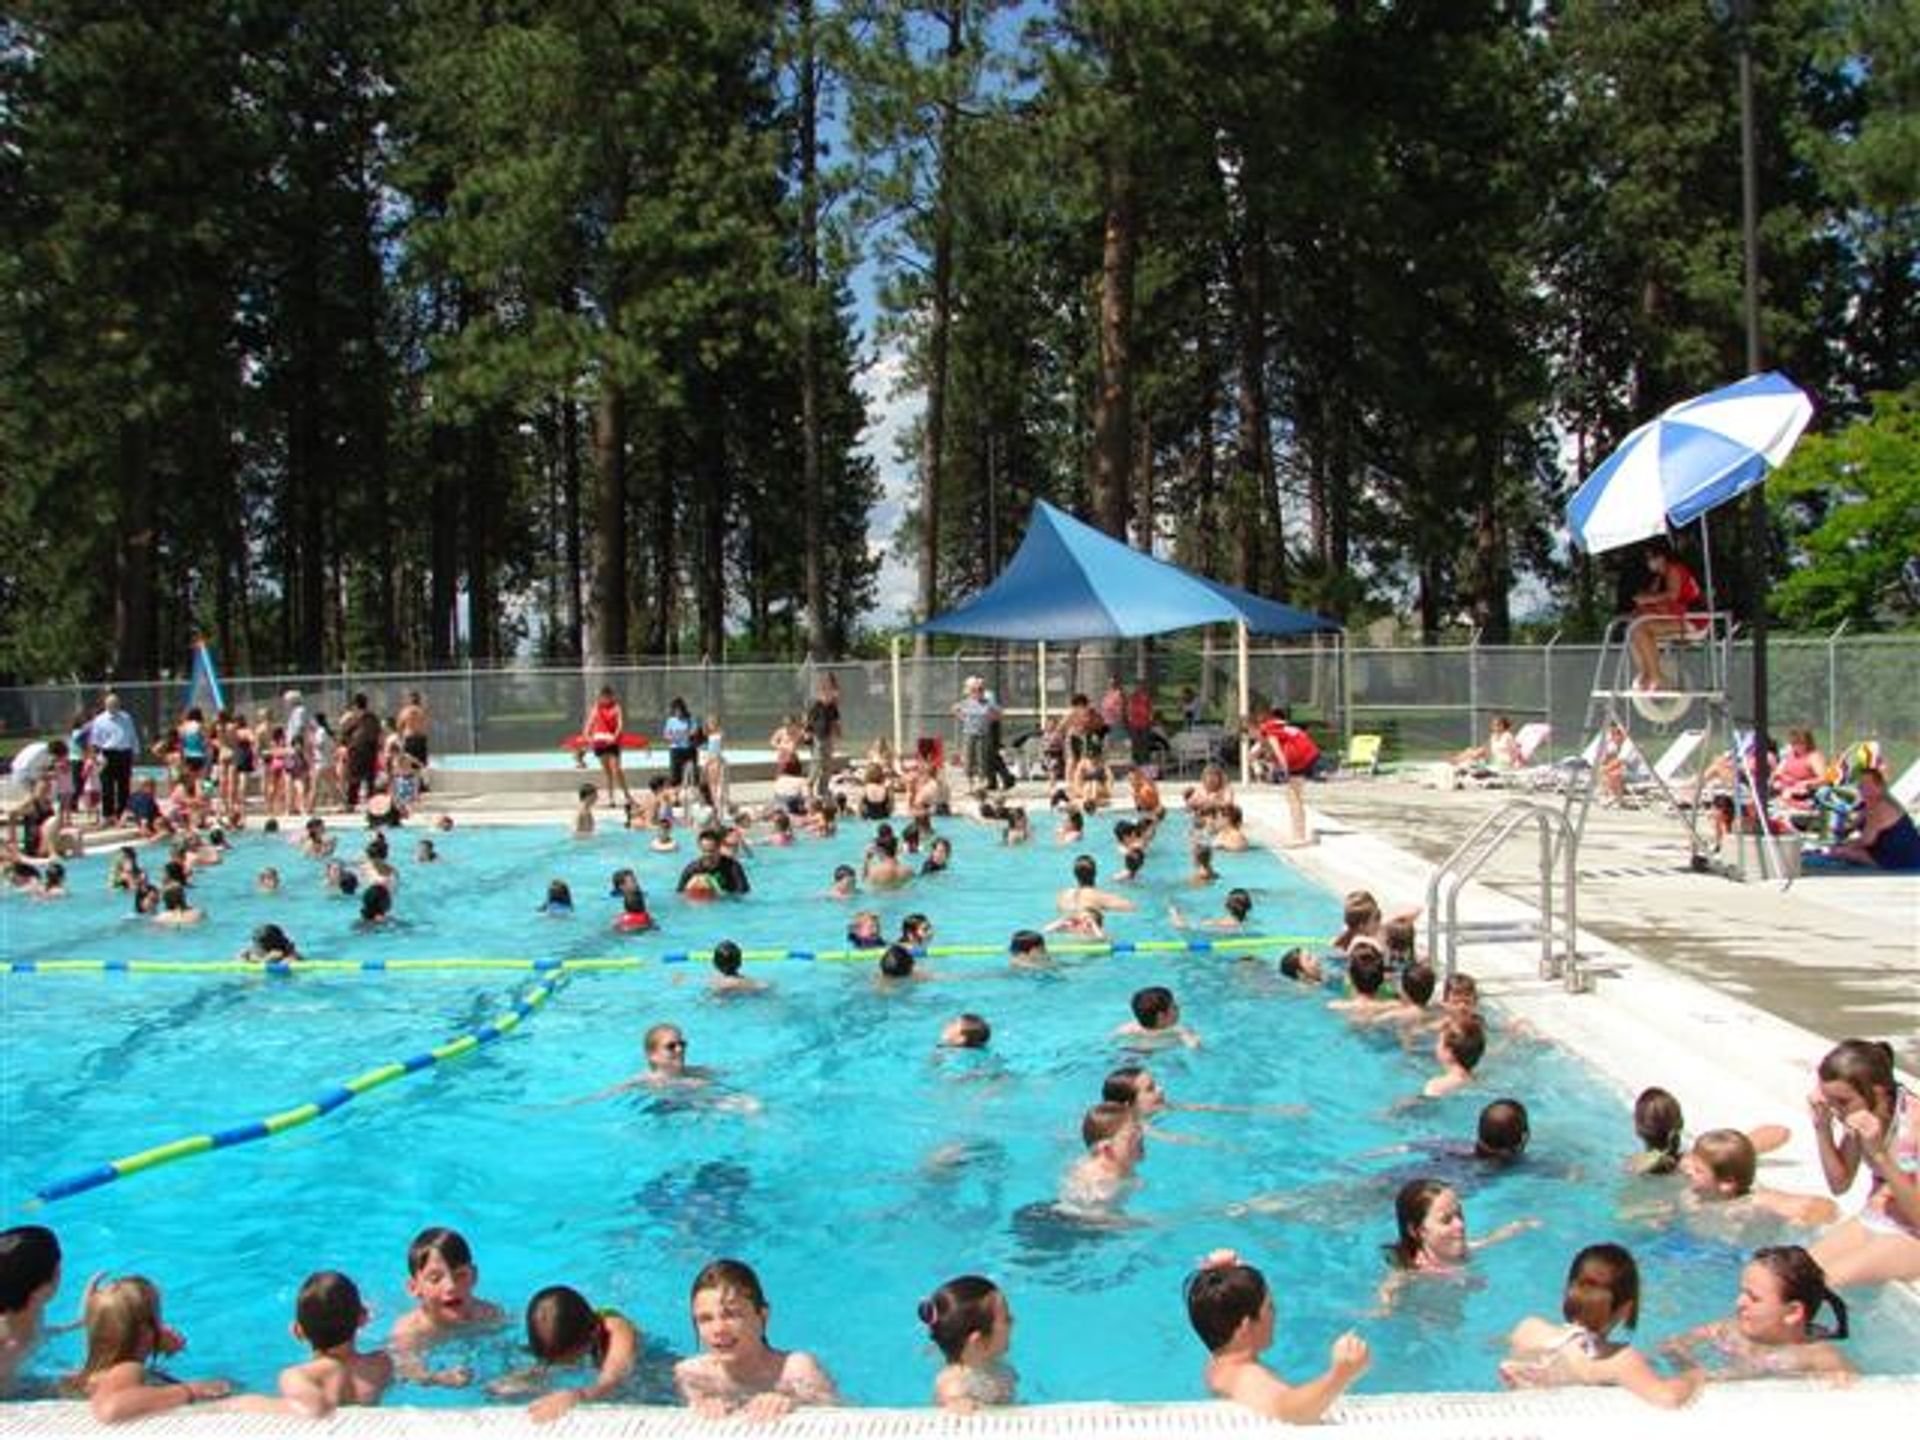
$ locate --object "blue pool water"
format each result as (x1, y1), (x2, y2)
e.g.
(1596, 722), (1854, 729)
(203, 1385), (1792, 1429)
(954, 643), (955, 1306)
(1, 819), (1911, 1405)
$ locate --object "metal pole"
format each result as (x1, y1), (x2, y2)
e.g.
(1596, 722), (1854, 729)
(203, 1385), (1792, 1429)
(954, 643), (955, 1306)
(1467, 626), (1482, 751)
(889, 635), (903, 759)
(1236, 621), (1251, 786)
(1826, 619), (1847, 750)
(1544, 630), (1559, 762)
(1736, 6), (1772, 808)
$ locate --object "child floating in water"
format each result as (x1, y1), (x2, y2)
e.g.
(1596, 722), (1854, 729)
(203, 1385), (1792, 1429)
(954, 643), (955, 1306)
(1059, 1102), (1146, 1217)
(65, 1276), (232, 1421)
(390, 1227), (504, 1387)
(1500, 1243), (1703, 1407)
(499, 1284), (640, 1423)
(1378, 1179), (1537, 1309)
(710, 940), (767, 996)
(574, 783), (597, 836)
(1421, 1015), (1487, 1099)
(1660, 1245), (1854, 1381)
(1114, 986), (1201, 1050)
(940, 1013), (992, 1049)
(673, 1259), (839, 1420)
(1185, 1249), (1370, 1422)
(920, 1275), (1016, 1412)
(277, 1271), (393, 1417)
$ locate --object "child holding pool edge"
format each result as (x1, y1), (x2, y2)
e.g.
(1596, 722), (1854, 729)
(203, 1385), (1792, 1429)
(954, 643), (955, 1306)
(1807, 1038), (1920, 1287)
(673, 1259), (839, 1420)
(276, 1271), (392, 1417)
(494, 1284), (639, 1424)
(390, 1227), (504, 1386)
(1186, 1249), (1370, 1423)
(0, 1226), (61, 1397)
(64, 1276), (233, 1422)
(920, 1275), (1016, 1411)
(1500, 1244), (1703, 1407)
(1661, 1245), (1854, 1382)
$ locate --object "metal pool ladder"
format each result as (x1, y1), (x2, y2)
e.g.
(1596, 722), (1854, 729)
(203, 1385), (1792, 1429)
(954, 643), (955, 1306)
(1425, 799), (1584, 991)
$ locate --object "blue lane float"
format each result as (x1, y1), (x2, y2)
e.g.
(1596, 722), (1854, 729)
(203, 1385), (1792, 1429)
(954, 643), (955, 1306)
(31, 976), (564, 1207)
(4, 934), (1317, 980)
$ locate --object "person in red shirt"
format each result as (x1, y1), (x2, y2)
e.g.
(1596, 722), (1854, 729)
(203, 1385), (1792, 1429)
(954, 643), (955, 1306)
(1126, 681), (1155, 767)
(1628, 537), (1705, 691)
(1256, 707), (1321, 846)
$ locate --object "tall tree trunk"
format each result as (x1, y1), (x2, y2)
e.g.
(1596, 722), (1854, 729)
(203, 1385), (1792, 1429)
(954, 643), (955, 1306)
(1232, 218), (1281, 591)
(428, 416), (460, 663)
(562, 392), (584, 659)
(797, 0), (829, 660)
(915, 7), (963, 653)
(650, 421), (677, 655)
(466, 421), (495, 661)
(1092, 131), (1136, 542)
(113, 418), (155, 678)
(694, 378), (727, 661)
(1472, 448), (1511, 642)
(593, 382), (630, 661)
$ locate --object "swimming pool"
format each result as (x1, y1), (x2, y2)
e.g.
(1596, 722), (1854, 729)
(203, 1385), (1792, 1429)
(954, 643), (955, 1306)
(3, 819), (1912, 1406)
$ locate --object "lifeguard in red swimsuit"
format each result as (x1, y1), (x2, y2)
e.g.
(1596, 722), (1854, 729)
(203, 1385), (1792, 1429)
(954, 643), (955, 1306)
(1628, 537), (1705, 691)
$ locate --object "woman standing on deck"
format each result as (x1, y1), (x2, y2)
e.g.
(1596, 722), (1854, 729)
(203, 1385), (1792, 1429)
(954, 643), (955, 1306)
(583, 686), (636, 810)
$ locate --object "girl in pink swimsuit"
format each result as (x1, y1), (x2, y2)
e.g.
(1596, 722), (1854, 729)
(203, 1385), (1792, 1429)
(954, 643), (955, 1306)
(1807, 1038), (1920, 1288)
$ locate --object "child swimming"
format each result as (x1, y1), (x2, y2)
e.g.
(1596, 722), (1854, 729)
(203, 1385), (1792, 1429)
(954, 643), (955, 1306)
(920, 1275), (1016, 1411)
(503, 1284), (640, 1423)
(1378, 1179), (1536, 1308)
(0, 1226), (60, 1397)
(1114, 986), (1201, 1050)
(1679, 1129), (1838, 1227)
(1499, 1243), (1703, 1406)
(1185, 1249), (1370, 1422)
(1421, 1015), (1486, 1099)
(390, 1227), (504, 1386)
(64, 1276), (232, 1421)
(1660, 1245), (1854, 1381)
(939, 1013), (992, 1049)
(710, 940), (768, 996)
(540, 879), (574, 915)
(673, 1259), (840, 1419)
(1059, 1102), (1146, 1216)
(277, 1271), (392, 1417)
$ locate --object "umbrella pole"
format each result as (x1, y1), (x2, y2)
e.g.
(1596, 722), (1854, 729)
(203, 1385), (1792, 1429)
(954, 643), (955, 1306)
(1237, 621), (1251, 787)
(890, 634), (903, 759)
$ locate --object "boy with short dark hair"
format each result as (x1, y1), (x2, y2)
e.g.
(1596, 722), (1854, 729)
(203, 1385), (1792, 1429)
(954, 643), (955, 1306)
(1185, 1249), (1370, 1422)
(279, 1271), (393, 1417)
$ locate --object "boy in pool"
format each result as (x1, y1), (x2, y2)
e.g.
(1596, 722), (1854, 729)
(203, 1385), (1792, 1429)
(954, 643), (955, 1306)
(650, 816), (678, 852)
(1056, 854), (1135, 914)
(1678, 1130), (1839, 1227)
(1114, 986), (1201, 1050)
(1186, 1249), (1370, 1422)
(574, 783), (598, 837)
(390, 1227), (504, 1386)
(1008, 929), (1052, 970)
(0, 1226), (61, 1397)
(494, 1284), (640, 1423)
(278, 1271), (393, 1417)
(1421, 1016), (1487, 1099)
(710, 940), (767, 996)
(940, 1014), (992, 1049)
(1059, 1102), (1146, 1216)
(674, 1259), (840, 1420)
(1327, 946), (1396, 1022)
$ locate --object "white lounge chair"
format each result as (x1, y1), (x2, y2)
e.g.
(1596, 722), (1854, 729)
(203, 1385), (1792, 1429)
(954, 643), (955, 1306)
(1889, 755), (1920, 809)
(1469, 723), (1551, 788)
(1622, 728), (1706, 806)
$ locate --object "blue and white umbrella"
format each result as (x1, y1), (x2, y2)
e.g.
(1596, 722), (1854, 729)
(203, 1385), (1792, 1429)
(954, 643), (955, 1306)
(1567, 371), (1814, 554)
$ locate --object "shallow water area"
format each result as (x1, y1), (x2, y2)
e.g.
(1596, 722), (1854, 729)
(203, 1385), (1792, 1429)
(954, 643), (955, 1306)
(3, 817), (1915, 1408)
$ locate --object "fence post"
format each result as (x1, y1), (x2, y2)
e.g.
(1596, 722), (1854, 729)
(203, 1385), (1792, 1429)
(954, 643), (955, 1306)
(1543, 630), (1560, 763)
(1826, 619), (1847, 748)
(465, 660), (479, 754)
(1466, 628), (1482, 750)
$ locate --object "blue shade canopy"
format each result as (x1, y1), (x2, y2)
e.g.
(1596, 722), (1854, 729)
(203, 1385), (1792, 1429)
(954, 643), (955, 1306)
(1567, 372), (1814, 554)
(917, 501), (1338, 641)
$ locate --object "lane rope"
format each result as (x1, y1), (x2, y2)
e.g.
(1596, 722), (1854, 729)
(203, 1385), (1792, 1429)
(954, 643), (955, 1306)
(30, 974), (565, 1207)
(6, 934), (1321, 977)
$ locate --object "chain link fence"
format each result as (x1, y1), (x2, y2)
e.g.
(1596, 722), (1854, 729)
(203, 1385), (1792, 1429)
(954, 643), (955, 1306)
(2, 630), (1913, 772)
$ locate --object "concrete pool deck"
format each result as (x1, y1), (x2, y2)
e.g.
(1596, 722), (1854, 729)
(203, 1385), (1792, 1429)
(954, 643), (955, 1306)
(27, 772), (1918, 1434)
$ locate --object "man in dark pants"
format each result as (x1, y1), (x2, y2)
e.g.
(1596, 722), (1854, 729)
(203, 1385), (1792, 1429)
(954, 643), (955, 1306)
(85, 691), (139, 822)
(343, 692), (384, 808)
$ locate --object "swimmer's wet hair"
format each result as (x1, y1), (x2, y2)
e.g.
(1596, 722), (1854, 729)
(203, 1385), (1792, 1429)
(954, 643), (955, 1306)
(1130, 986), (1176, 1027)
(1476, 1099), (1529, 1160)
(712, 940), (743, 976)
(918, 1275), (1001, 1363)
(1561, 1243), (1640, 1331)
(1224, 888), (1251, 920)
(407, 1226), (474, 1277)
(1009, 929), (1046, 955)
(690, 1258), (767, 1312)
(1749, 1245), (1848, 1340)
(1347, 945), (1386, 996)
(1342, 890), (1380, 931)
(0, 1225), (61, 1313)
(1400, 962), (1436, 1007)
(527, 1284), (600, 1362)
(950, 1013), (990, 1047)
(1383, 917), (1416, 956)
(1633, 1087), (1684, 1171)
(1081, 1101), (1136, 1150)
(1692, 1128), (1757, 1194)
(1385, 1179), (1452, 1269)
(1072, 854), (1097, 886)
(295, 1271), (363, 1351)
(1442, 1015), (1486, 1070)
(578, 783), (597, 801)
(1185, 1258), (1267, 1352)
(880, 943), (916, 978)
(1443, 971), (1479, 1004)
(1102, 1065), (1146, 1105)
(1278, 948), (1314, 981)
